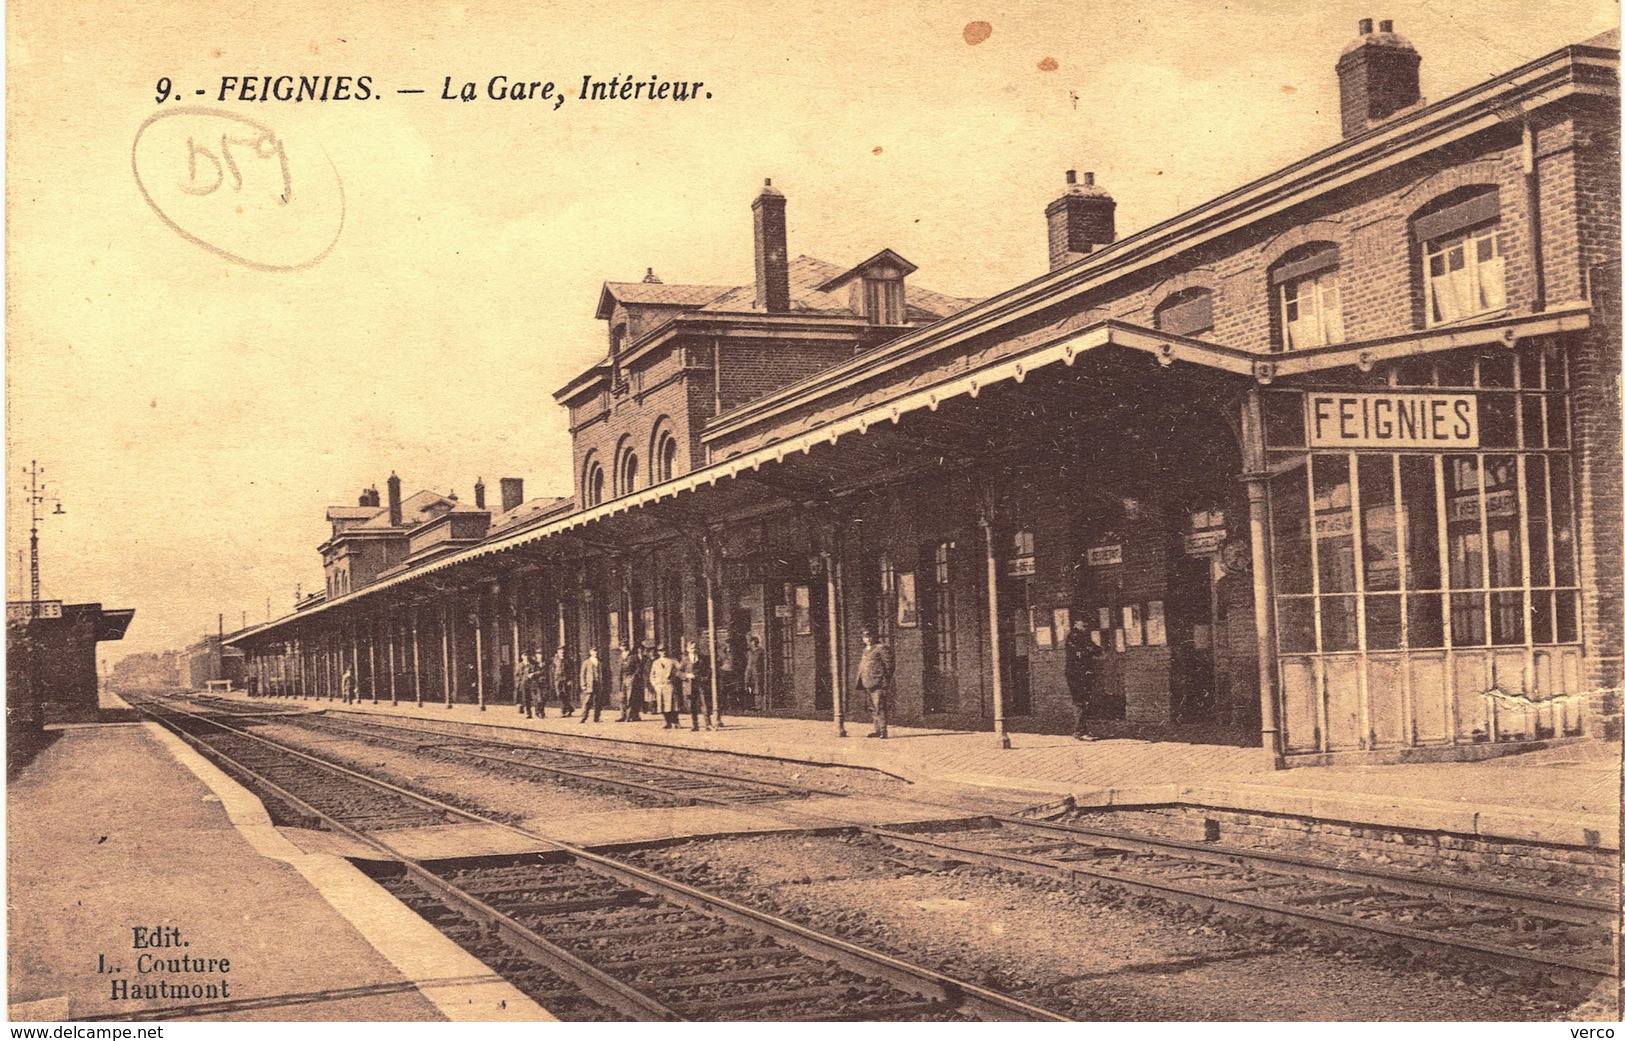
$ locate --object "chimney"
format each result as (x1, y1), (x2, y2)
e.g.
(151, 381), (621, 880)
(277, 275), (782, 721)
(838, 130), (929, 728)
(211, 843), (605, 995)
(387, 472), (402, 527)
(1045, 170), (1116, 271)
(499, 477), (524, 514)
(752, 179), (790, 313)
(358, 486), (380, 508)
(474, 477), (486, 510)
(1337, 18), (1421, 138)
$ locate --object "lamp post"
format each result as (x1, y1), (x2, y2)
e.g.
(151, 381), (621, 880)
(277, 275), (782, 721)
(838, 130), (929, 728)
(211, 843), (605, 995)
(21, 460), (64, 617)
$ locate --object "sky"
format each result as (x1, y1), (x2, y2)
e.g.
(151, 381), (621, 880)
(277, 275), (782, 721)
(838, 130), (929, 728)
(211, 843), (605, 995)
(6, 0), (1617, 662)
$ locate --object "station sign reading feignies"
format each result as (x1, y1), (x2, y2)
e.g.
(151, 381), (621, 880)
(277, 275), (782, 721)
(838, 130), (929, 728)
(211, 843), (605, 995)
(1305, 392), (1478, 449)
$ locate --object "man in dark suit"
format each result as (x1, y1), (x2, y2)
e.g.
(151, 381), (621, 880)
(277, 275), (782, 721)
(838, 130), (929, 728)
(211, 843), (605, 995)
(1065, 617), (1105, 740)
(854, 626), (894, 739)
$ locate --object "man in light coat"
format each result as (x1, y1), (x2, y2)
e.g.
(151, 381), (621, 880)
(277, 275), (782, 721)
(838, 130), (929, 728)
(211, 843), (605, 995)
(649, 644), (682, 728)
(577, 647), (603, 723)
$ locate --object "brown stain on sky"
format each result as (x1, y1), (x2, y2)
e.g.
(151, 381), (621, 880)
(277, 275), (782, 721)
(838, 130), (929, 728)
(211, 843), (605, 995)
(1281, 84), (1298, 93)
(963, 21), (992, 45)
(872, 146), (883, 154)
(1037, 56), (1059, 72)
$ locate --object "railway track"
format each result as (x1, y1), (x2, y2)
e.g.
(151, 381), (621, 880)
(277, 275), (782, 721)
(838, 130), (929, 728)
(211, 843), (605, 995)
(281, 711), (842, 807)
(872, 817), (1618, 985)
(128, 693), (1066, 1023)
(162, 694), (1619, 990)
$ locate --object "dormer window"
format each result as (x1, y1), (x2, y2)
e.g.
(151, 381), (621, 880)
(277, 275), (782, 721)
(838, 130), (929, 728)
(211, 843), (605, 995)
(817, 250), (917, 326)
(863, 265), (906, 325)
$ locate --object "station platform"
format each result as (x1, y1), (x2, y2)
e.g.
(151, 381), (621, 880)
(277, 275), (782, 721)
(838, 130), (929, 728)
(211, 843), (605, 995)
(6, 692), (548, 1023)
(232, 689), (1620, 850)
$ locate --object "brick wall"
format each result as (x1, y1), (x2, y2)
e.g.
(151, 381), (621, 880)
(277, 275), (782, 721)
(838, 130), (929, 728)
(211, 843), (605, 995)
(718, 340), (858, 415)
(1567, 103), (1622, 738)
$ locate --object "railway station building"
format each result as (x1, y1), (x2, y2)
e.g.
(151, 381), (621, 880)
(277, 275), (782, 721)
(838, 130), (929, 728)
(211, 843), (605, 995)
(230, 24), (1621, 767)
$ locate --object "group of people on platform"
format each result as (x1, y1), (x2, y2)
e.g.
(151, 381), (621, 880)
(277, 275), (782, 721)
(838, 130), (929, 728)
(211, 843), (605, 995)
(514, 640), (725, 731)
(249, 624), (901, 741)
(509, 626), (897, 738)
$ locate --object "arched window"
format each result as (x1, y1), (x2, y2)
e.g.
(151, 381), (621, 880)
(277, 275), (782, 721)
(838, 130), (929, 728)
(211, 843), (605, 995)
(1270, 242), (1343, 351)
(583, 456), (605, 507)
(1152, 287), (1214, 337)
(615, 443), (639, 498)
(1413, 186), (1504, 326)
(651, 422), (679, 483)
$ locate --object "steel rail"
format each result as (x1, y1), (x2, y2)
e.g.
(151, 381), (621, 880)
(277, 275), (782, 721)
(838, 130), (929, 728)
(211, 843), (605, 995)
(868, 826), (1615, 984)
(136, 697), (679, 1020)
(973, 813), (1616, 925)
(169, 694), (1617, 987)
(293, 712), (855, 801)
(133, 695), (1069, 1023)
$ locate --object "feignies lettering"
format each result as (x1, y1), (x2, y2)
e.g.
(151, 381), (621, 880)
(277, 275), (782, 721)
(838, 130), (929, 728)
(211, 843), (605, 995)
(1306, 392), (1479, 449)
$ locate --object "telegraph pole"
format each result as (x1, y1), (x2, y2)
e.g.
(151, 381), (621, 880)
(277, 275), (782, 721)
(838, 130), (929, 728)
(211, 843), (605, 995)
(21, 460), (64, 615)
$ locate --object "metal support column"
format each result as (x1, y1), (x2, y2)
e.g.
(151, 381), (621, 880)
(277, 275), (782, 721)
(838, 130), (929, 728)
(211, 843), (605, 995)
(703, 538), (723, 729)
(821, 549), (847, 738)
(474, 593), (487, 711)
(441, 602), (454, 708)
(510, 582), (522, 706)
(981, 514), (1010, 749)
(368, 623), (378, 703)
(387, 613), (399, 706)
(1242, 388), (1285, 769)
(411, 606), (423, 708)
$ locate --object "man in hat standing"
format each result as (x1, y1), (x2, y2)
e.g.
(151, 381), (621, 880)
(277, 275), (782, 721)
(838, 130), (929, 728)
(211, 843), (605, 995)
(619, 643), (651, 722)
(649, 643), (682, 728)
(854, 626), (894, 739)
(682, 640), (717, 731)
(1065, 617), (1105, 740)
(577, 646), (603, 723)
(516, 652), (539, 718)
(549, 646), (575, 716)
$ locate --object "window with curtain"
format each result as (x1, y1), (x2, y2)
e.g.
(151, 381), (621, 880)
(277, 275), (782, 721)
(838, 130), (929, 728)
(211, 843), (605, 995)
(1415, 187), (1506, 327)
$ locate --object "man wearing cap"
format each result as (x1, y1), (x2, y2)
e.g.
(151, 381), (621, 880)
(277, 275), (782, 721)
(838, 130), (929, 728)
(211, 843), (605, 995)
(577, 647), (603, 723)
(682, 640), (717, 731)
(649, 643), (682, 728)
(619, 643), (651, 722)
(550, 646), (575, 716)
(854, 626), (894, 739)
(516, 652), (540, 718)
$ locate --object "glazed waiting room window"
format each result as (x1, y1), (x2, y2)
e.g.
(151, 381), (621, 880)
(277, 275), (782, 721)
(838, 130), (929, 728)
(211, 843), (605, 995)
(1153, 287), (1214, 337)
(1272, 243), (1344, 350)
(1415, 187), (1506, 326)
(1264, 342), (1576, 656)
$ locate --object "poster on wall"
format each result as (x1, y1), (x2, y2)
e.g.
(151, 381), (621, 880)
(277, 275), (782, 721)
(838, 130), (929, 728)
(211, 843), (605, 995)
(793, 585), (813, 636)
(1052, 607), (1071, 638)
(1123, 604), (1144, 647)
(1145, 600), (1167, 646)
(895, 572), (919, 628)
